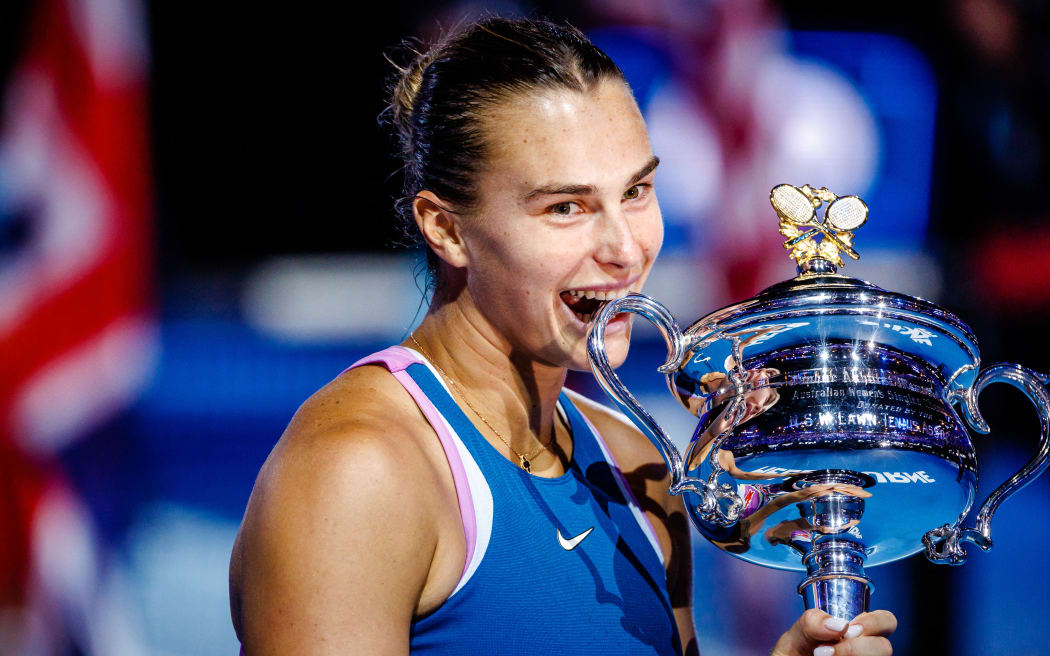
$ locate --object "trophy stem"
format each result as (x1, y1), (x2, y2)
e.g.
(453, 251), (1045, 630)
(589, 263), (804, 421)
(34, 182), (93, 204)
(798, 538), (873, 620)
(788, 470), (875, 620)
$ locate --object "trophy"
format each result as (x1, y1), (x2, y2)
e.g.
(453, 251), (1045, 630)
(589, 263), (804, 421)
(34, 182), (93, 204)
(588, 184), (1050, 620)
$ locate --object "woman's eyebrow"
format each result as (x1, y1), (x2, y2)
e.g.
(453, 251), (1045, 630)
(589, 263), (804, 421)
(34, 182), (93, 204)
(521, 183), (595, 202)
(627, 155), (660, 186)
(520, 155), (661, 203)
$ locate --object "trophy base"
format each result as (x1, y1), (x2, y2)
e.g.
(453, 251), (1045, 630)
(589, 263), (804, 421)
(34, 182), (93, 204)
(789, 470), (874, 620)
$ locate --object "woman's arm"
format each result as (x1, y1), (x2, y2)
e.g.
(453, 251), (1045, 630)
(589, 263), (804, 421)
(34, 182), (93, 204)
(231, 369), (458, 655)
(664, 491), (699, 656)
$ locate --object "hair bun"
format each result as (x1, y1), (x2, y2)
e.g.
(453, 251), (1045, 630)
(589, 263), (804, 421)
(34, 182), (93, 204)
(387, 43), (437, 153)
(380, 17), (626, 291)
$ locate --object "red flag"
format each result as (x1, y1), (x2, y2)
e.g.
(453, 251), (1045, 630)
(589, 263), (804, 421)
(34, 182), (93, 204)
(0, 0), (154, 648)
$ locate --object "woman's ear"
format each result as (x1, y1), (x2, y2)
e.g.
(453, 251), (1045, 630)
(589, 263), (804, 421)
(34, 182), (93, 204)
(413, 191), (470, 268)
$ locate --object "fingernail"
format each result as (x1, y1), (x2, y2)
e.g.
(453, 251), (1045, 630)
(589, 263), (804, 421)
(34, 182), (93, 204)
(814, 647), (835, 656)
(823, 617), (848, 632)
(844, 624), (862, 639)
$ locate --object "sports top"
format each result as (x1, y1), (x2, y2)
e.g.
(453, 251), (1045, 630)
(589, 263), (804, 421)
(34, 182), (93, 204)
(354, 346), (682, 655)
(237, 345), (682, 655)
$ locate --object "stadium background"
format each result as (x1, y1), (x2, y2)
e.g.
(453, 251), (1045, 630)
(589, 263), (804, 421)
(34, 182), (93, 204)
(1, 0), (1049, 653)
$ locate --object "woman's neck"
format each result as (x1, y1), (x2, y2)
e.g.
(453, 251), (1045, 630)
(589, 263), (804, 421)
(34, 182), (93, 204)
(405, 289), (569, 468)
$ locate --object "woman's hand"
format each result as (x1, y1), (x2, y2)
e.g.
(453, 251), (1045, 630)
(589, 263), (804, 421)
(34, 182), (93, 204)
(771, 609), (896, 656)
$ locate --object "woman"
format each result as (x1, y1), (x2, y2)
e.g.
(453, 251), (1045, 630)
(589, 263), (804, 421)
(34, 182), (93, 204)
(229, 17), (896, 655)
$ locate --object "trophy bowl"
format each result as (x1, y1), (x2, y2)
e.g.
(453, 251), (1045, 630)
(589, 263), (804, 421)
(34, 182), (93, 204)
(588, 184), (1050, 620)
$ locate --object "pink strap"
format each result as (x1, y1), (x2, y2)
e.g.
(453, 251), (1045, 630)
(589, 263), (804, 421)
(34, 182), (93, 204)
(346, 346), (477, 579)
(345, 344), (423, 375)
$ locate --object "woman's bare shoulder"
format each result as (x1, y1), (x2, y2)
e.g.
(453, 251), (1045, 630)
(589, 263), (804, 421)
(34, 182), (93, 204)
(246, 363), (448, 527)
(254, 364), (440, 494)
(230, 364), (458, 649)
(289, 363), (425, 437)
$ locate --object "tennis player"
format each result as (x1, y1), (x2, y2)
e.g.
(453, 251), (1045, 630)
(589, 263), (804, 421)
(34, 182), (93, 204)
(229, 17), (897, 656)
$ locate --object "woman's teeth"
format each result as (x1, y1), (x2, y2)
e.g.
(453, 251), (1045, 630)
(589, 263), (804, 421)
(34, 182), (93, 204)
(560, 288), (631, 322)
(565, 289), (628, 301)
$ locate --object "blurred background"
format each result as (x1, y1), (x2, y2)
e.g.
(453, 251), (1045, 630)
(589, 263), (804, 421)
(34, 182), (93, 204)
(0, 0), (1048, 653)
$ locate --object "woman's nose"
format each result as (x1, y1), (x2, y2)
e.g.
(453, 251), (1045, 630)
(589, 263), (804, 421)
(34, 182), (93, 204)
(595, 209), (646, 269)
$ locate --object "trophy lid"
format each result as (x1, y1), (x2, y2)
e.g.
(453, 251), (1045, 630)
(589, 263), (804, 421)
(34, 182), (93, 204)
(677, 185), (980, 398)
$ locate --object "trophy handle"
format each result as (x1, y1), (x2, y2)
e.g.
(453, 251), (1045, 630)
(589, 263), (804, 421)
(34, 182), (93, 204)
(587, 293), (707, 500)
(923, 363), (1050, 564)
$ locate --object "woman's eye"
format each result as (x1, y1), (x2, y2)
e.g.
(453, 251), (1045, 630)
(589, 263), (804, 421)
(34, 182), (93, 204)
(548, 201), (581, 216)
(623, 184), (650, 201)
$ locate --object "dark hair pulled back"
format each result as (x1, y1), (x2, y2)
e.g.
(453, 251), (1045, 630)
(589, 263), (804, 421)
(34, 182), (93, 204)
(384, 16), (627, 287)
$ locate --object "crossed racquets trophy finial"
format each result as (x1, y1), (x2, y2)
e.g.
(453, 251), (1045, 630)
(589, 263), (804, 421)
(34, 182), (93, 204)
(770, 183), (869, 269)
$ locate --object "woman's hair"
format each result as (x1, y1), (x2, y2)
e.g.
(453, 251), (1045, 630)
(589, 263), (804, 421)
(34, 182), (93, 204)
(384, 16), (627, 289)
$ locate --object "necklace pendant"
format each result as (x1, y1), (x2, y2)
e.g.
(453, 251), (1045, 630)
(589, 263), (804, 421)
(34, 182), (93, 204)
(520, 456), (531, 473)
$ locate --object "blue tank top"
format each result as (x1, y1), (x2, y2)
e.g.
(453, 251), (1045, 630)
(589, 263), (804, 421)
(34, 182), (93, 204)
(397, 352), (683, 655)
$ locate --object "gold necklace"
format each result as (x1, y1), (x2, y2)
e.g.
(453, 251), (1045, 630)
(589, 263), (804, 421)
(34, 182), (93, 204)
(409, 334), (553, 473)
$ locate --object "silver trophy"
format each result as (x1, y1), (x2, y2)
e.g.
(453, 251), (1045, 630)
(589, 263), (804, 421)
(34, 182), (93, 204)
(588, 184), (1050, 620)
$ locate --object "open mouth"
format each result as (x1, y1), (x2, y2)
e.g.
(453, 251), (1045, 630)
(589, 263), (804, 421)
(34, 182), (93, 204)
(559, 288), (629, 323)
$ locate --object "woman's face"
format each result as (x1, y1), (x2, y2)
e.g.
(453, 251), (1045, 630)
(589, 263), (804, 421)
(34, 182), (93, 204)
(456, 80), (663, 370)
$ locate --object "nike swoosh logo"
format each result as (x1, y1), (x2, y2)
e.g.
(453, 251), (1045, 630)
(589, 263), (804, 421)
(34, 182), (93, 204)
(557, 526), (594, 551)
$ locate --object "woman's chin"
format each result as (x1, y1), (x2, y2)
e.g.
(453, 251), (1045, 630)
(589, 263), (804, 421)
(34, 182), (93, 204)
(566, 326), (632, 373)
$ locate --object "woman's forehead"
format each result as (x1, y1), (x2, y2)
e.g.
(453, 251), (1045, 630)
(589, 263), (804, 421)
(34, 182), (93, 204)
(479, 82), (653, 194)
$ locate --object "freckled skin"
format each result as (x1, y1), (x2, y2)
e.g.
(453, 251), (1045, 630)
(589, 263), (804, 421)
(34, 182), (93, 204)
(456, 80), (664, 371)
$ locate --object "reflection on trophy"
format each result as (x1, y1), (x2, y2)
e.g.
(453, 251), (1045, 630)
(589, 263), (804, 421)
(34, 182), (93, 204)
(588, 184), (1050, 620)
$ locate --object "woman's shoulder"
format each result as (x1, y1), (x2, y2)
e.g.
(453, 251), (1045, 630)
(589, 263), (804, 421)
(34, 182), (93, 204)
(230, 363), (463, 647)
(239, 362), (449, 537)
(295, 362), (428, 438)
(262, 364), (426, 472)
(231, 363), (465, 641)
(258, 362), (453, 507)
(563, 388), (671, 487)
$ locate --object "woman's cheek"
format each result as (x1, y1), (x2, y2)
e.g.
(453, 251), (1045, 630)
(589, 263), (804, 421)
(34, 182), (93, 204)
(643, 205), (665, 260)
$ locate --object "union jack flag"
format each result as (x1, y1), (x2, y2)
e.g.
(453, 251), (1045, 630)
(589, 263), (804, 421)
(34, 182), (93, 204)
(0, 0), (153, 651)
